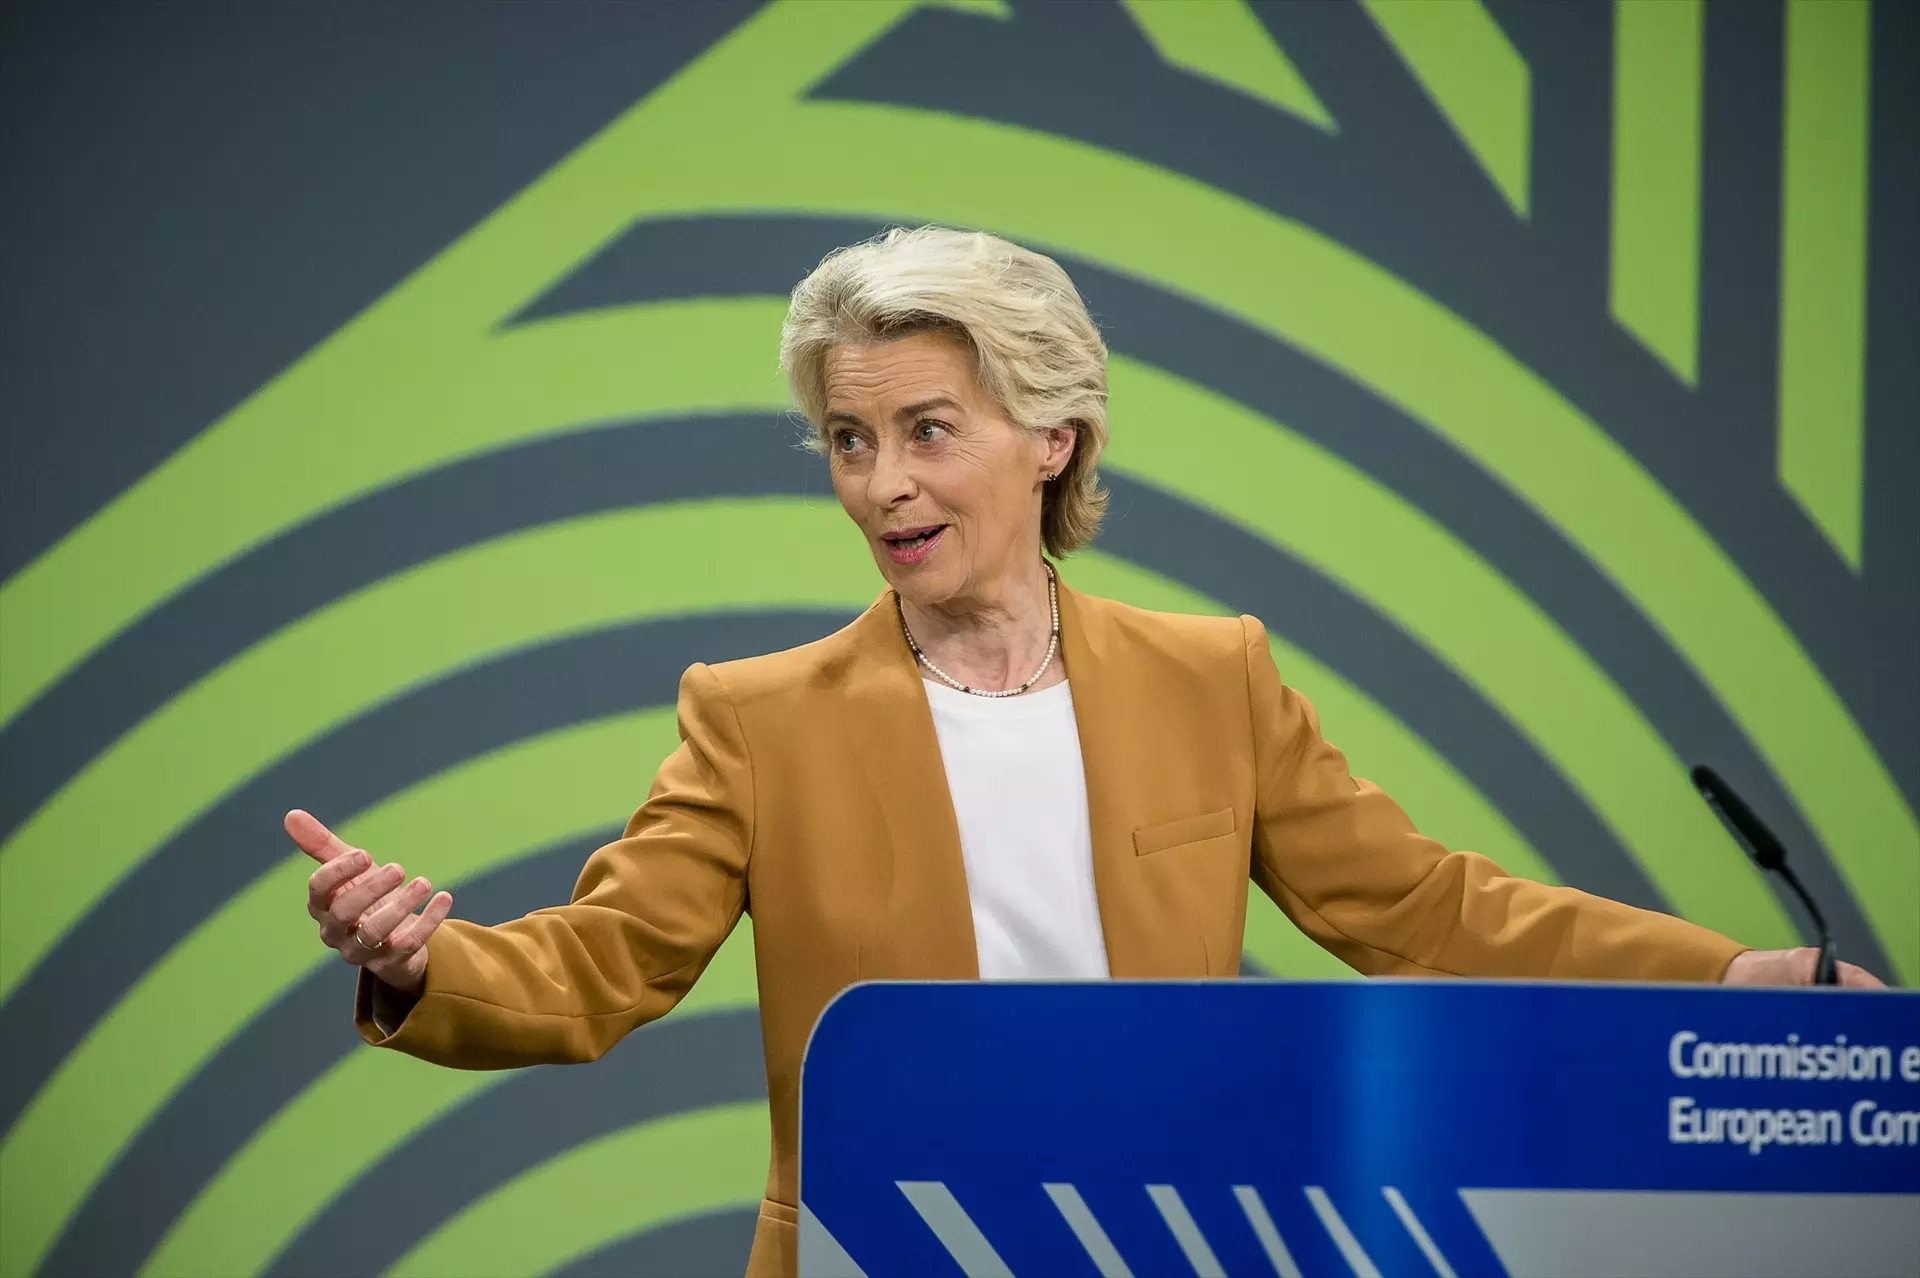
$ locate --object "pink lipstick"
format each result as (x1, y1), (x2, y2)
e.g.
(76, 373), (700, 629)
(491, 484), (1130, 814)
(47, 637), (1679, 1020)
(881, 524), (947, 566)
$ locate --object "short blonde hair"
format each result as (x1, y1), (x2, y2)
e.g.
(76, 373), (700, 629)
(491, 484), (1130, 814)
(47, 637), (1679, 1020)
(780, 225), (1110, 556)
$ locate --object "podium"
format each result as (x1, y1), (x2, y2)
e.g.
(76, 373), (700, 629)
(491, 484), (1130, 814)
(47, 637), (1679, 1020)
(798, 981), (1920, 1277)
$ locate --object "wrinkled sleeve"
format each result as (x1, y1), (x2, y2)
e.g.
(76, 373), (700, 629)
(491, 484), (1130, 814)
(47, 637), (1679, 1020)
(353, 661), (753, 1066)
(1240, 616), (1744, 981)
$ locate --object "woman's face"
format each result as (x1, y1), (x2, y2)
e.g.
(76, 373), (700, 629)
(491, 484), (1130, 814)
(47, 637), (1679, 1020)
(823, 330), (1070, 612)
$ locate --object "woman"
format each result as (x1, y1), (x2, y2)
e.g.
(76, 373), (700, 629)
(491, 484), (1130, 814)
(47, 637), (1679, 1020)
(290, 226), (1878, 1277)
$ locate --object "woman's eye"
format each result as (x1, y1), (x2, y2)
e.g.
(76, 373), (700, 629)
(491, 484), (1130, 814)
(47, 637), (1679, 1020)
(915, 419), (948, 442)
(835, 431), (861, 453)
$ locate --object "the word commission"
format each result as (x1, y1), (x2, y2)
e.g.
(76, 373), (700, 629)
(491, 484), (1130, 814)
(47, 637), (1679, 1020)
(1667, 1030), (1920, 1155)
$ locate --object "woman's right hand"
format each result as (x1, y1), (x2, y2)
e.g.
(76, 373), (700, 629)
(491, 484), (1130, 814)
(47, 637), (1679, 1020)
(288, 808), (454, 995)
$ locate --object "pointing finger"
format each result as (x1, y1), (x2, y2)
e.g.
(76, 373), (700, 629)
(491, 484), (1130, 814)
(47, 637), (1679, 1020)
(285, 809), (352, 863)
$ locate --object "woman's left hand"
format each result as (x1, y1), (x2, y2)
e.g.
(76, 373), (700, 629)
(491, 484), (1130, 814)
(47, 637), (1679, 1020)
(1722, 948), (1885, 988)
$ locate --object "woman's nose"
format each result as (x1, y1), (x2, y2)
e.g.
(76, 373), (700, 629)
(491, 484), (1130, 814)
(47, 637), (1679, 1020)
(869, 447), (917, 503)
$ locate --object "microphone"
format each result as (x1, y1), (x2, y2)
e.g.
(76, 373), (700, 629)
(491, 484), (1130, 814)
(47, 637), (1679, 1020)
(1690, 765), (1837, 985)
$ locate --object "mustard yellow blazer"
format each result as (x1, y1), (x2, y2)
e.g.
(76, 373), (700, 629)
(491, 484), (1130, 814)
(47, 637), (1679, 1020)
(356, 580), (1743, 1275)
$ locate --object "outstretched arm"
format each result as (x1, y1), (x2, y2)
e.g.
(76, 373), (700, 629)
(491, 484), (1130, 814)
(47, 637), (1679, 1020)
(294, 661), (755, 1069)
(1239, 615), (1754, 983)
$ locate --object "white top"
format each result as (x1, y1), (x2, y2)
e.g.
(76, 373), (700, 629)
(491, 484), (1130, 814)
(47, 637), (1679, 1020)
(923, 678), (1111, 980)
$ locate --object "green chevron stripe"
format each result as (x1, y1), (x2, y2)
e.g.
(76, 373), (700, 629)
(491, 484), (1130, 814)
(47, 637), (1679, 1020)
(0, 299), (787, 729)
(140, 748), (756, 1278)
(0, 707), (710, 1278)
(0, 497), (872, 1007)
(0, 304), (798, 948)
(12, 502), (1512, 1276)
(387, 1104), (767, 1278)
(1358, 0), (1531, 216)
(1777, 0), (1870, 568)
(1118, 0), (1335, 131)
(147, 1047), (508, 1277)
(1609, 0), (1704, 384)
(1102, 359), (1792, 948)
(144, 1008), (761, 1278)
(145, 995), (760, 1278)
(928, 0), (1010, 17)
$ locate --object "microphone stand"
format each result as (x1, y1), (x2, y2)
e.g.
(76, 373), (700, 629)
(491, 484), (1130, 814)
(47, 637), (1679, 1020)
(1773, 863), (1839, 986)
(1690, 766), (1838, 985)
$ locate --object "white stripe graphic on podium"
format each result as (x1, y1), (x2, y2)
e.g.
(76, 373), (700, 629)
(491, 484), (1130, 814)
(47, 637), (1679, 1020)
(797, 1202), (868, 1278)
(1305, 1186), (1383, 1277)
(894, 1181), (1012, 1278)
(1232, 1185), (1304, 1277)
(1145, 1184), (1227, 1278)
(1043, 1183), (1134, 1278)
(1383, 1186), (1457, 1276)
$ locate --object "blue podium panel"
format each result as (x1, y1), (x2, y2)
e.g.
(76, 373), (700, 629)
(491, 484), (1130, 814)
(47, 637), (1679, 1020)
(798, 981), (1920, 1278)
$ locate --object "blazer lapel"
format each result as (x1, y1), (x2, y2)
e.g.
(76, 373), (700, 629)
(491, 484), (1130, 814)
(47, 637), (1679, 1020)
(840, 595), (980, 979)
(1056, 578), (1207, 977)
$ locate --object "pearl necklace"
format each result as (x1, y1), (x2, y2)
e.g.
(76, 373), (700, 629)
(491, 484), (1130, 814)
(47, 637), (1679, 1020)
(900, 564), (1060, 698)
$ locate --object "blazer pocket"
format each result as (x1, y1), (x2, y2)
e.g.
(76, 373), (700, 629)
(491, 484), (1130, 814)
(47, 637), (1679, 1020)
(1133, 807), (1236, 857)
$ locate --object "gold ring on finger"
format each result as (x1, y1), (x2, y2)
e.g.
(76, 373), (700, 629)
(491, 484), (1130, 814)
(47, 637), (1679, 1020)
(355, 926), (382, 950)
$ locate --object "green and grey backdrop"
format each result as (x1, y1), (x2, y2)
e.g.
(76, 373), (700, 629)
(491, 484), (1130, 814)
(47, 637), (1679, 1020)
(0, 0), (1913, 1273)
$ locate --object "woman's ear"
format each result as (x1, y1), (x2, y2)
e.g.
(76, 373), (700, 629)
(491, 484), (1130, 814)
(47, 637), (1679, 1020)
(1042, 424), (1077, 477)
